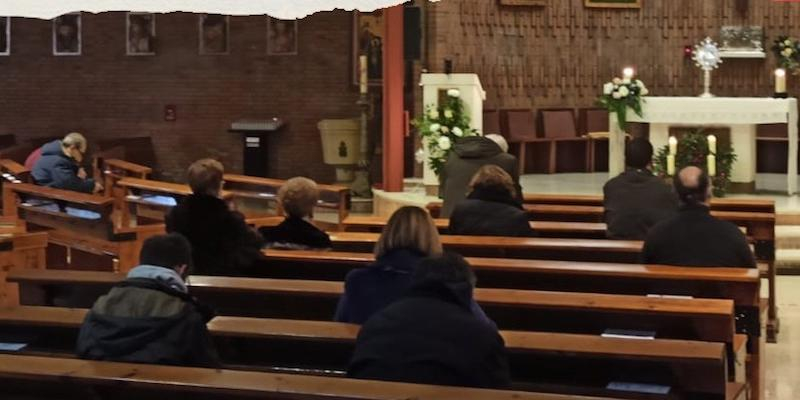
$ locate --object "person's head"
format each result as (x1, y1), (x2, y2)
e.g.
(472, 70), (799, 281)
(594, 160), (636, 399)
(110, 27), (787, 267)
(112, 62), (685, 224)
(485, 134), (509, 153)
(625, 137), (654, 170)
(278, 177), (319, 219)
(61, 132), (87, 162)
(187, 158), (224, 197)
(203, 15), (225, 40)
(374, 206), (443, 258)
(413, 251), (477, 288)
(468, 164), (516, 198)
(139, 233), (193, 278)
(674, 166), (712, 206)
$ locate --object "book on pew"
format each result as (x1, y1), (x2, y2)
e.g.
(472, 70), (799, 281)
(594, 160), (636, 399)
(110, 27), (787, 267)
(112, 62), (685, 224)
(646, 294), (694, 299)
(0, 342), (27, 351)
(601, 329), (656, 340)
(607, 381), (671, 395)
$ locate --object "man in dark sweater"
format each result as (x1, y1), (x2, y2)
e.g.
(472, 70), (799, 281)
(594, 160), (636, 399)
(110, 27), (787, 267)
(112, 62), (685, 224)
(603, 138), (678, 240)
(348, 252), (510, 389)
(642, 166), (756, 268)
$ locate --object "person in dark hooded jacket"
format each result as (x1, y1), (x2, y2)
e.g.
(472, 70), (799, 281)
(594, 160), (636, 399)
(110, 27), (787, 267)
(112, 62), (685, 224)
(31, 132), (102, 194)
(440, 134), (521, 218)
(166, 159), (264, 276)
(449, 165), (534, 237)
(603, 137), (678, 240)
(76, 233), (219, 367)
(348, 252), (511, 389)
(335, 206), (495, 328)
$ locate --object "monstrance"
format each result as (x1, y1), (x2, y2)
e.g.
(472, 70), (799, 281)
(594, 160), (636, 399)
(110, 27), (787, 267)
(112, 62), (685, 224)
(692, 37), (723, 98)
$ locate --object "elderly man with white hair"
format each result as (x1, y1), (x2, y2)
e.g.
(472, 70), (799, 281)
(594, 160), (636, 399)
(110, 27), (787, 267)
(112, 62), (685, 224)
(440, 133), (521, 218)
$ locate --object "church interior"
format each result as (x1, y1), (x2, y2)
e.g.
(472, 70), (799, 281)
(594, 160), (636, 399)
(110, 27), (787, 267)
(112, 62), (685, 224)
(0, 0), (799, 399)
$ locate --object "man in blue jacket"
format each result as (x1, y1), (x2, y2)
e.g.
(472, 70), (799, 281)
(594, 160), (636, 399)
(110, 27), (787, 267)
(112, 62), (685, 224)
(31, 132), (102, 193)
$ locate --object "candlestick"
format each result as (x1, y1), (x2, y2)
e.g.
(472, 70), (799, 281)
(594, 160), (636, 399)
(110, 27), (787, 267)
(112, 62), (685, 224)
(667, 155), (676, 176)
(775, 68), (787, 97)
(668, 136), (677, 156)
(623, 67), (634, 80)
(707, 154), (716, 177)
(707, 135), (717, 154)
(359, 55), (368, 94)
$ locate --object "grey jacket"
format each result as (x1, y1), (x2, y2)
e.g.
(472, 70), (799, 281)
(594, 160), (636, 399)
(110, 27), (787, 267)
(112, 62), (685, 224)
(440, 137), (520, 218)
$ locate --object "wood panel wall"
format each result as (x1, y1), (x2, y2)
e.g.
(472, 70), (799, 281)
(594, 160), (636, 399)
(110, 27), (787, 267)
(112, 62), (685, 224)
(426, 0), (800, 110)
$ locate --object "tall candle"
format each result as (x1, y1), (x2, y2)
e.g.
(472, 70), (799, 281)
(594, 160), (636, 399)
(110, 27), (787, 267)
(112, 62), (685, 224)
(623, 67), (634, 80)
(668, 136), (677, 156)
(667, 155), (676, 176)
(359, 55), (368, 94)
(775, 68), (787, 94)
(707, 154), (716, 177)
(707, 135), (717, 154)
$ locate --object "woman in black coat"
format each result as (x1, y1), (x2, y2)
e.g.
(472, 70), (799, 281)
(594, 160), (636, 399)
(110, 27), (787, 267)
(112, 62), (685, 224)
(448, 164), (534, 237)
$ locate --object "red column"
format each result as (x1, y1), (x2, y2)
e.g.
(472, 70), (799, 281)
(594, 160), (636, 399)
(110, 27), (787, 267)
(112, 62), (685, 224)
(382, 5), (404, 192)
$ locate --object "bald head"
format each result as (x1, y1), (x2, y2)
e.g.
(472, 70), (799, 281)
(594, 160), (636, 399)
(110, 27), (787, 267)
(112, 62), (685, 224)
(674, 166), (711, 205)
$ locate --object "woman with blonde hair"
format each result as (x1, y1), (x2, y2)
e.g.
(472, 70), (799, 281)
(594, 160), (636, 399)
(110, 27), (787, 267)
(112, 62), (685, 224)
(335, 206), (494, 327)
(448, 165), (535, 237)
(260, 177), (332, 249)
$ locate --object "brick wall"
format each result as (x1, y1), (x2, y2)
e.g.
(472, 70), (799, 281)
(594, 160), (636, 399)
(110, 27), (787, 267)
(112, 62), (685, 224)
(427, 0), (800, 110)
(0, 11), (360, 182)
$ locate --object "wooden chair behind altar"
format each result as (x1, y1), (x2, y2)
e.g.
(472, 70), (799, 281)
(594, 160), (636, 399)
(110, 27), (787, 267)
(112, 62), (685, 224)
(536, 108), (588, 174)
(501, 109), (537, 175)
(579, 107), (610, 172)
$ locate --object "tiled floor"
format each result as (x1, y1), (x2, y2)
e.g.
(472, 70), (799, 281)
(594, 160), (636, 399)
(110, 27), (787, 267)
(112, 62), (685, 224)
(765, 276), (800, 399)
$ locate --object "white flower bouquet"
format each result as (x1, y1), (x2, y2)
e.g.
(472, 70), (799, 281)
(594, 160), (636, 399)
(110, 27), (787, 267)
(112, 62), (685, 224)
(412, 89), (478, 176)
(773, 36), (800, 74)
(597, 76), (648, 130)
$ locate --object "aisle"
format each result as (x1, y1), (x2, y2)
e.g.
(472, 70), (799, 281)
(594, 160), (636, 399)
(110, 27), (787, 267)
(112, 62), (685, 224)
(766, 276), (800, 399)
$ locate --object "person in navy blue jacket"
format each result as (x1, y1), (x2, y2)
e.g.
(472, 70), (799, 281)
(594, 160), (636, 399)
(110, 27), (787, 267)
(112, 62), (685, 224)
(334, 206), (496, 328)
(31, 132), (102, 194)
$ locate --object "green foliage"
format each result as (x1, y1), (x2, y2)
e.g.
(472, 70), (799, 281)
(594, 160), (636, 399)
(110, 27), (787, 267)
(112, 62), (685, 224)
(412, 90), (479, 177)
(652, 129), (737, 197)
(772, 36), (800, 74)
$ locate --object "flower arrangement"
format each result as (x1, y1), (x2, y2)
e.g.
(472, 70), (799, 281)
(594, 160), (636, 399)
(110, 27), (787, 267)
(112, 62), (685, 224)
(772, 36), (800, 74)
(597, 77), (648, 131)
(412, 89), (479, 176)
(652, 130), (737, 197)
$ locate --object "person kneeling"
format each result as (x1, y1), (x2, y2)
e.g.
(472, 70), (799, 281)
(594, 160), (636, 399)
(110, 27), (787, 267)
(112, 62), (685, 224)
(348, 252), (510, 389)
(76, 233), (219, 367)
(448, 165), (535, 237)
(260, 176), (332, 249)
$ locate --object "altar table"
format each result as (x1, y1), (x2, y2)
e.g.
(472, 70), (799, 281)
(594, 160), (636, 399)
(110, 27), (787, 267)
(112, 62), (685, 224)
(609, 97), (799, 194)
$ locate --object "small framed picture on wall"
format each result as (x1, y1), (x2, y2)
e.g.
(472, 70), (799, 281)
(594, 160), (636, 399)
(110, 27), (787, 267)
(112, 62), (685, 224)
(127, 12), (155, 55)
(53, 13), (81, 55)
(199, 14), (230, 55)
(267, 17), (298, 55)
(352, 10), (383, 86)
(0, 17), (9, 55)
(584, 0), (641, 8)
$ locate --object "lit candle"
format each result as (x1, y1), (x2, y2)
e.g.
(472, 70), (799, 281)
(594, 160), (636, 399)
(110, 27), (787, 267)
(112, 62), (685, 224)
(667, 155), (676, 176)
(707, 154), (716, 177)
(668, 136), (677, 156)
(359, 55), (368, 94)
(623, 67), (634, 80)
(707, 135), (717, 154)
(775, 68), (787, 94)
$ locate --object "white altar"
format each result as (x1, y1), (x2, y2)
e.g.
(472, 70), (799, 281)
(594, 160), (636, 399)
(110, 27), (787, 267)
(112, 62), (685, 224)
(609, 97), (799, 194)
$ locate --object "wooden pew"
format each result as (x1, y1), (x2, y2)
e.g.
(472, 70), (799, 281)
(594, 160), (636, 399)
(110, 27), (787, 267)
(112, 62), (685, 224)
(0, 306), (738, 399)
(0, 159), (30, 184)
(0, 354), (638, 400)
(223, 174), (351, 224)
(98, 158), (152, 198)
(5, 269), (737, 348)
(2, 183), (139, 272)
(340, 215), (608, 238)
(115, 177), (198, 227)
(427, 199), (778, 342)
(0, 231), (47, 307)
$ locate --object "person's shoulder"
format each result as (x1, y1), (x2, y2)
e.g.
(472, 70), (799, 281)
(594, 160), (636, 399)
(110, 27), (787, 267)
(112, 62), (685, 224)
(713, 217), (747, 238)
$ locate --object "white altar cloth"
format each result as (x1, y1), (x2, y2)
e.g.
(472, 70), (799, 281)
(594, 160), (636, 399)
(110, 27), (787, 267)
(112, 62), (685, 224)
(609, 97), (799, 194)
